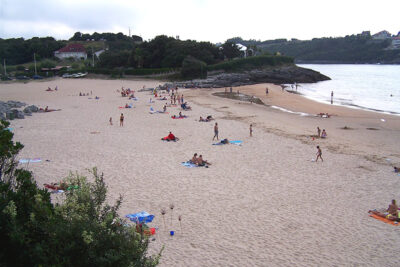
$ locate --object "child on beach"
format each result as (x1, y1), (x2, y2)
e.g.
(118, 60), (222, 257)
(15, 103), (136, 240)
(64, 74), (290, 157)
(316, 146), (323, 162)
(321, 129), (327, 138)
(120, 113), (124, 127)
(250, 124), (253, 137)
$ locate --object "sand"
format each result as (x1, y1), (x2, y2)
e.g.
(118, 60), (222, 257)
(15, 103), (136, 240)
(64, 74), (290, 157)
(1, 78), (400, 267)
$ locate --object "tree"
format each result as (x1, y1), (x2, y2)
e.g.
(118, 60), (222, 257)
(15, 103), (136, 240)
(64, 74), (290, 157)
(181, 55), (207, 79)
(222, 41), (241, 60)
(0, 120), (161, 266)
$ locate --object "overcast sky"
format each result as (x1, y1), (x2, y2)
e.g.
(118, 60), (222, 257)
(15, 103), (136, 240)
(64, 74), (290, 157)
(1, 0), (399, 43)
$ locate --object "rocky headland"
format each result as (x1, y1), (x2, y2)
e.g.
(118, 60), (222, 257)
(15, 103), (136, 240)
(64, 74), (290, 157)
(167, 65), (330, 88)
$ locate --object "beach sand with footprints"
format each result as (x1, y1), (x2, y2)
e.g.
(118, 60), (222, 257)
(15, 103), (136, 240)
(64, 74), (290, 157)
(1, 78), (400, 266)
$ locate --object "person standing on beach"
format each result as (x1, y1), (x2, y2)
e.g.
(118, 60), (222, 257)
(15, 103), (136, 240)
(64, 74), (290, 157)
(109, 117), (113, 125)
(317, 127), (321, 138)
(331, 91), (334, 104)
(266, 87), (269, 95)
(316, 146), (323, 162)
(213, 122), (219, 141)
(250, 124), (253, 137)
(120, 113), (124, 127)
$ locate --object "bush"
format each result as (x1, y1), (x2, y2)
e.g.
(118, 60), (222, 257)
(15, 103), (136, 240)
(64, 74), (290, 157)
(39, 59), (56, 69)
(181, 56), (207, 79)
(0, 120), (161, 266)
(207, 55), (294, 72)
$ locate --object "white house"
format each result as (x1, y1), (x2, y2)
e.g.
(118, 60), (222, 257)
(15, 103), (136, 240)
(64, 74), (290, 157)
(54, 44), (87, 60)
(372, 30), (391, 40)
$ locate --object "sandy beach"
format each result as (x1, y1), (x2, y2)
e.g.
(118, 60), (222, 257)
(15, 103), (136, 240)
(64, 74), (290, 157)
(1, 78), (400, 266)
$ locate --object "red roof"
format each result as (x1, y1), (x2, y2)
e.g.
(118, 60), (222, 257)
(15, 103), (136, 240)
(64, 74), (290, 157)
(56, 43), (86, 53)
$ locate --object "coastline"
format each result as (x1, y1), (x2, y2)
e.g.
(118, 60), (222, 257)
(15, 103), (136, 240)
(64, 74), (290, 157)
(1, 78), (400, 266)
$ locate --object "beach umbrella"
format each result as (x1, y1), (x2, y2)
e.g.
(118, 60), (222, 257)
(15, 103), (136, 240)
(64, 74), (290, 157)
(125, 211), (155, 223)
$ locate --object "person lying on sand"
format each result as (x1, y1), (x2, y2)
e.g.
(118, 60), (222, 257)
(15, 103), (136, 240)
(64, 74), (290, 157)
(199, 115), (213, 122)
(161, 132), (177, 141)
(197, 155), (211, 166)
(44, 181), (68, 191)
(172, 112), (186, 119)
(369, 199), (400, 221)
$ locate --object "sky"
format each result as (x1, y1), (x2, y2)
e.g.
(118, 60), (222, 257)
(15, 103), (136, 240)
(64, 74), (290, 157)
(1, 0), (399, 43)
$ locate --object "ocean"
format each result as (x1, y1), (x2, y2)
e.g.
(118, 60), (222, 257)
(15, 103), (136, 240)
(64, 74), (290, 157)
(296, 64), (400, 115)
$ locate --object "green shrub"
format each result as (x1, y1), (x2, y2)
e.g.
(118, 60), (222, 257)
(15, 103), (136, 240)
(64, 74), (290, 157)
(181, 56), (207, 79)
(207, 55), (294, 72)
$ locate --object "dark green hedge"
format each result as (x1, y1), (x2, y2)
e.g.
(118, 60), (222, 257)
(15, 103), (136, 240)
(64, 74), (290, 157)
(207, 55), (294, 72)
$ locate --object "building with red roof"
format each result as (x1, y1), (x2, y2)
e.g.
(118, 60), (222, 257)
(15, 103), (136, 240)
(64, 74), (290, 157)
(54, 43), (87, 60)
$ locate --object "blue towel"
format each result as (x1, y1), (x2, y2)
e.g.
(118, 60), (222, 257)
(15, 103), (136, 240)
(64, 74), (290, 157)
(19, 158), (41, 164)
(229, 140), (243, 145)
(181, 161), (198, 168)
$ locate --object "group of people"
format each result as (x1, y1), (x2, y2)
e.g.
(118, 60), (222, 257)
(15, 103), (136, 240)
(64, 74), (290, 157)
(317, 127), (327, 138)
(120, 87), (134, 97)
(79, 91), (92, 96)
(189, 153), (211, 166)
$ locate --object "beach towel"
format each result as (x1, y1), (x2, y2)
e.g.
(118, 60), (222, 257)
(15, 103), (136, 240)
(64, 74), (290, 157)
(5, 127), (13, 131)
(229, 140), (243, 146)
(129, 97), (138, 101)
(181, 161), (199, 168)
(19, 158), (41, 164)
(369, 214), (399, 226)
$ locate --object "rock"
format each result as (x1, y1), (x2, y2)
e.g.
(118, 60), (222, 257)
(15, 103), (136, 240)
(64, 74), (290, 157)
(165, 65), (330, 88)
(6, 100), (26, 108)
(24, 105), (39, 113)
(16, 111), (25, 119)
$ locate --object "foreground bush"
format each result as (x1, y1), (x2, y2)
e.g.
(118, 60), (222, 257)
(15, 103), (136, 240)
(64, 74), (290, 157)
(0, 120), (161, 266)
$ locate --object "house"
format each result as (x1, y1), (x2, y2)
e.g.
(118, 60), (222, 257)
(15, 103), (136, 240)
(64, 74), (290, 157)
(372, 30), (391, 40)
(392, 37), (400, 49)
(54, 44), (87, 60)
(236, 43), (255, 58)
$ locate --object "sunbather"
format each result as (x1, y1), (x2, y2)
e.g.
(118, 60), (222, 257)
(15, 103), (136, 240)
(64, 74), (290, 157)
(197, 155), (211, 166)
(190, 153), (198, 164)
(369, 199), (400, 221)
(161, 132), (177, 141)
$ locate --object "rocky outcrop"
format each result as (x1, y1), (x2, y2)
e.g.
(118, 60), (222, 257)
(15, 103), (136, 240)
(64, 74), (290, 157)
(166, 65), (330, 88)
(0, 101), (39, 121)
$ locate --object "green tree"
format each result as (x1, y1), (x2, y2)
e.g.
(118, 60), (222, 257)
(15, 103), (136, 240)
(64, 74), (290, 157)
(222, 41), (241, 60)
(181, 55), (207, 79)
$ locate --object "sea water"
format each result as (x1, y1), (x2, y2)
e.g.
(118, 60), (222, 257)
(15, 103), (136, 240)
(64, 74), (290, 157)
(296, 64), (400, 115)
